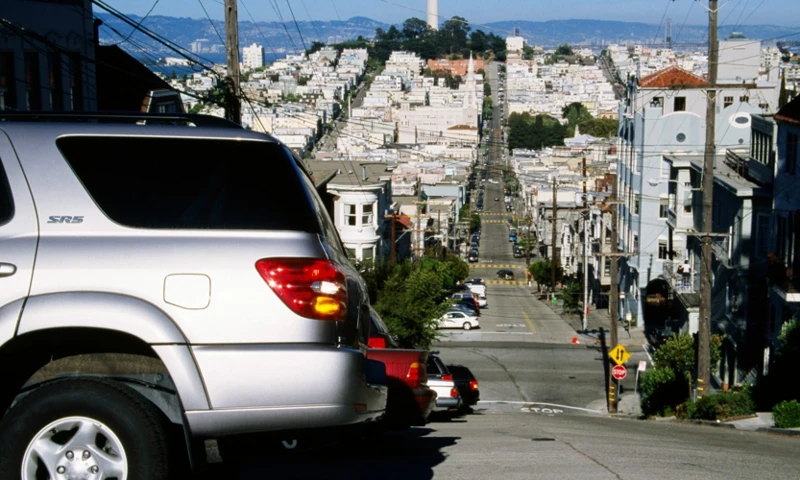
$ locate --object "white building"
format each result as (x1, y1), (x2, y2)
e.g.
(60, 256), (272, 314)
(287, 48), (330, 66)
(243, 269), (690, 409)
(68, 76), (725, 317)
(506, 36), (526, 53)
(243, 43), (265, 70)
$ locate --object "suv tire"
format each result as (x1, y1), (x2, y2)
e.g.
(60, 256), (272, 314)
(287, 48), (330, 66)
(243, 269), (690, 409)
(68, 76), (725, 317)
(0, 377), (173, 480)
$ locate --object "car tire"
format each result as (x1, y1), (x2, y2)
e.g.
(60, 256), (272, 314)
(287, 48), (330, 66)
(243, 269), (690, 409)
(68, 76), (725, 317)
(463, 322), (472, 331)
(0, 377), (173, 480)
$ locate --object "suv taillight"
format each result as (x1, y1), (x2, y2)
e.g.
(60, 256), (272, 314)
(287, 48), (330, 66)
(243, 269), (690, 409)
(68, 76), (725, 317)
(450, 387), (459, 398)
(469, 380), (479, 391)
(256, 258), (347, 321)
(441, 374), (453, 381)
(407, 362), (422, 386)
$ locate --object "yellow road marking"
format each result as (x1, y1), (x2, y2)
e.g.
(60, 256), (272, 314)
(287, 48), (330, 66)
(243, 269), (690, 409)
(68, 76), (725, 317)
(521, 311), (536, 333)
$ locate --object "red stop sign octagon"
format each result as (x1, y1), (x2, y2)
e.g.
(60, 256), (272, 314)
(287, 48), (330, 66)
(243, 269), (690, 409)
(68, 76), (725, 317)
(612, 364), (627, 380)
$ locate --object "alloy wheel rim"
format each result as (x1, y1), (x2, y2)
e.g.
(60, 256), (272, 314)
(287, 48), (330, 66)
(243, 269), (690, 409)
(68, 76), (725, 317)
(21, 416), (128, 480)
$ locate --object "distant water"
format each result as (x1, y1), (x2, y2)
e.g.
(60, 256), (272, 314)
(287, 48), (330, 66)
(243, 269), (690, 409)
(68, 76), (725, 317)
(140, 52), (286, 76)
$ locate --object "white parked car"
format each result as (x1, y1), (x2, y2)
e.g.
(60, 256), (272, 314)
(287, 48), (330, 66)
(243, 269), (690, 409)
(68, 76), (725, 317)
(437, 311), (479, 330)
(475, 296), (488, 308)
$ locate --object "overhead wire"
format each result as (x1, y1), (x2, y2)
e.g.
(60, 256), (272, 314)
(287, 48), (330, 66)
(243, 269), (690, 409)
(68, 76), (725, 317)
(285, 0), (309, 53)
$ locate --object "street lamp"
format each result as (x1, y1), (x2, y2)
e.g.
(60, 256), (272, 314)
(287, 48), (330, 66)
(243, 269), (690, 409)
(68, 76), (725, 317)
(647, 177), (676, 187)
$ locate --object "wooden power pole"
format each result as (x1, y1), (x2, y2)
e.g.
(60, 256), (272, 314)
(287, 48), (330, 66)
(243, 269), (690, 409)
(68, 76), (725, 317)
(384, 213), (397, 265)
(698, 0), (719, 401)
(551, 176), (558, 293)
(224, 0), (241, 124)
(582, 156), (589, 332)
(608, 172), (620, 414)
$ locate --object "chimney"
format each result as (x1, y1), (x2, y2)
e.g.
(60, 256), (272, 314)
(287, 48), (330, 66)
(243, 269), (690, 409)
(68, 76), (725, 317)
(361, 166), (367, 181)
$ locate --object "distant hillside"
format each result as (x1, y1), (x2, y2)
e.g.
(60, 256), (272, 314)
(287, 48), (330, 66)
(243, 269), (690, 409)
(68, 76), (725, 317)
(97, 13), (798, 62)
(485, 19), (799, 46)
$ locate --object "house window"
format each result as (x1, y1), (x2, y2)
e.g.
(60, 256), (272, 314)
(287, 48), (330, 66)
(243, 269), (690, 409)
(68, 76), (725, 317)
(345, 248), (356, 260)
(604, 258), (611, 277)
(0, 52), (15, 110)
(24, 52), (41, 110)
(759, 103), (769, 111)
(787, 132), (798, 175)
(683, 186), (693, 213)
(659, 198), (669, 218)
(47, 51), (63, 110)
(740, 95), (749, 103)
(633, 234), (639, 253)
(362, 246), (374, 261)
(658, 240), (668, 260)
(633, 192), (640, 215)
(362, 203), (374, 226)
(68, 53), (83, 111)
(345, 204), (357, 226)
(724, 96), (734, 108)
(674, 96), (686, 112)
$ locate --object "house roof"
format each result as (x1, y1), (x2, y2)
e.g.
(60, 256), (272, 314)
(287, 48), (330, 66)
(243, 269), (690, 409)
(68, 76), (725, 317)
(775, 95), (800, 125)
(96, 45), (179, 111)
(639, 65), (706, 89)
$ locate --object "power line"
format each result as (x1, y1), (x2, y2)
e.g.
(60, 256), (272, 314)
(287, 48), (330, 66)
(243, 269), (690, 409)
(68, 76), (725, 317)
(107, 0), (162, 46)
(300, 0), (323, 43)
(285, 0), (309, 53)
(197, 0), (226, 45)
(238, 0), (281, 61)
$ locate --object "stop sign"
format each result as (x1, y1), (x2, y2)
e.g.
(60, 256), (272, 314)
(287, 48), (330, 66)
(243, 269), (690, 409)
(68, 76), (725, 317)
(612, 364), (627, 380)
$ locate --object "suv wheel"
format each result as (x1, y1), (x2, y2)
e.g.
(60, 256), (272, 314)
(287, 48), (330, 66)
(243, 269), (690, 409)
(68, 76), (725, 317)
(463, 322), (472, 331)
(0, 377), (172, 480)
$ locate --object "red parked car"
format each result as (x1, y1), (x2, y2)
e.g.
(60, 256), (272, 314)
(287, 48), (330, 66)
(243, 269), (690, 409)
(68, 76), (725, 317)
(366, 308), (436, 428)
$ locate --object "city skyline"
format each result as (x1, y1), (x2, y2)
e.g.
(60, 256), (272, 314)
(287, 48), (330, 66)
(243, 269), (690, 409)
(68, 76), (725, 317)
(102, 0), (800, 28)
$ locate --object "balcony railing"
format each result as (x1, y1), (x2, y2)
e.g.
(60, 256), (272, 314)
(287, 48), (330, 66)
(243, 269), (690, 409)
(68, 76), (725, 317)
(767, 258), (800, 295)
(724, 148), (749, 177)
(663, 260), (699, 294)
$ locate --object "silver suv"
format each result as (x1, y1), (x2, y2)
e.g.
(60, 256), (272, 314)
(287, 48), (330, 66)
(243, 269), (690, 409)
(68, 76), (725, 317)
(0, 113), (387, 478)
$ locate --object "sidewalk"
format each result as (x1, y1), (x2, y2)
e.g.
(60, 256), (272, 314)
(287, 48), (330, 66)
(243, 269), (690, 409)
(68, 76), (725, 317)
(537, 287), (647, 347)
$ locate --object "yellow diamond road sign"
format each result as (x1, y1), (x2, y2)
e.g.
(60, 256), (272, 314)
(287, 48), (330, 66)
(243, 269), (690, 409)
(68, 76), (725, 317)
(609, 344), (630, 365)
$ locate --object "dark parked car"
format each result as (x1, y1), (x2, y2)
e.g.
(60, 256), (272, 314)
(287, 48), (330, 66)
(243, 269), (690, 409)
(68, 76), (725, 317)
(497, 269), (514, 280)
(468, 249), (479, 262)
(447, 365), (480, 408)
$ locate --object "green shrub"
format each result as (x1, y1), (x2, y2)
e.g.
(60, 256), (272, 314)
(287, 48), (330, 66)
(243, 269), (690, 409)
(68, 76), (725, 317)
(773, 400), (800, 429)
(640, 367), (688, 417)
(687, 386), (755, 421)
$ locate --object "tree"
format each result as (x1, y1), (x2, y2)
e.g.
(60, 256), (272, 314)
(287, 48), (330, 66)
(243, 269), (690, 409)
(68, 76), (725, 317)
(578, 118), (618, 138)
(170, 69), (177, 80)
(561, 281), (582, 313)
(484, 82), (491, 96)
(402, 17), (428, 39)
(562, 102), (593, 128)
(528, 260), (563, 292)
(307, 40), (326, 55)
(555, 44), (574, 56)
(522, 45), (534, 60)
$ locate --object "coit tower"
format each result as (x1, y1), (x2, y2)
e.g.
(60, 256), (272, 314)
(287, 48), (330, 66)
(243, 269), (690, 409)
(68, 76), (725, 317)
(426, 0), (438, 30)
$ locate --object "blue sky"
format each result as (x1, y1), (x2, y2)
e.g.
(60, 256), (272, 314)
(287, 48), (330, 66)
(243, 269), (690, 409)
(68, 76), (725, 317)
(103, 0), (800, 27)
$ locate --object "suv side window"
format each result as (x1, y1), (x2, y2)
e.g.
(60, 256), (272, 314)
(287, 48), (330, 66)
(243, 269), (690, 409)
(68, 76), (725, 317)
(56, 137), (320, 232)
(0, 161), (12, 225)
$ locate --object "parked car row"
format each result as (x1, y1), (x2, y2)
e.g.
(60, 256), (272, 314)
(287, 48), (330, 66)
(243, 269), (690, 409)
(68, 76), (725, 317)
(367, 311), (481, 422)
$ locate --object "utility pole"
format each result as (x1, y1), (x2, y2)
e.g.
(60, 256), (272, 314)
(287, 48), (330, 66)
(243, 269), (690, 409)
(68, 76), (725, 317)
(551, 176), (558, 294)
(698, 0), (718, 401)
(608, 172), (620, 414)
(526, 211), (532, 266)
(582, 156), (590, 333)
(384, 213), (397, 265)
(224, 0), (241, 124)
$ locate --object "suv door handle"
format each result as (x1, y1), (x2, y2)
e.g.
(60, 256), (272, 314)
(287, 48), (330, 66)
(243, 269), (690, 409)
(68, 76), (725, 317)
(0, 263), (17, 277)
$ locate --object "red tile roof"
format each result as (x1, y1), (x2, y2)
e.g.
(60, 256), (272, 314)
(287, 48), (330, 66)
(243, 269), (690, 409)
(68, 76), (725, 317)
(396, 214), (414, 228)
(639, 65), (707, 88)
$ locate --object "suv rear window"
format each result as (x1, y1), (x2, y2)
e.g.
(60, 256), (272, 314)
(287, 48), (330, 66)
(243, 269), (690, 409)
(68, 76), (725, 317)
(0, 162), (11, 225)
(57, 137), (320, 232)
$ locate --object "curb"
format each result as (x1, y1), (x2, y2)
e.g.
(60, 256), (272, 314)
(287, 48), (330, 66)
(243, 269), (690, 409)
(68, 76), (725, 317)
(659, 418), (737, 429)
(755, 427), (800, 437)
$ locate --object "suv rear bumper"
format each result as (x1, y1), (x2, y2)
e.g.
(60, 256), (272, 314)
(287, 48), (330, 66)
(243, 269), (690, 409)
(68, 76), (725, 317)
(186, 345), (387, 437)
